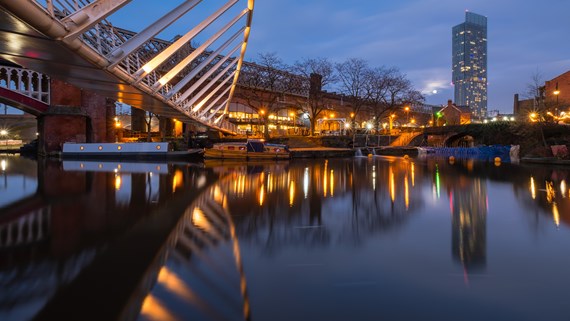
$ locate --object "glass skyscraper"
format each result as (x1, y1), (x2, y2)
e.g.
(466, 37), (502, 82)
(452, 11), (487, 120)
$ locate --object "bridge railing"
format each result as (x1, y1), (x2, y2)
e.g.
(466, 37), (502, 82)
(0, 66), (50, 104)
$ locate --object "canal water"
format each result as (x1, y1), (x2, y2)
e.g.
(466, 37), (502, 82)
(1, 155), (569, 321)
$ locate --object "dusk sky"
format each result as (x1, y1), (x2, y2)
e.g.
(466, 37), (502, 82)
(113, 0), (570, 114)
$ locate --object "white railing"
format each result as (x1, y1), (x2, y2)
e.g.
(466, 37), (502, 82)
(0, 66), (50, 104)
(0, 208), (50, 248)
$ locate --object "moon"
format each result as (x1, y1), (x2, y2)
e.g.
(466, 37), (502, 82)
(432, 89), (438, 94)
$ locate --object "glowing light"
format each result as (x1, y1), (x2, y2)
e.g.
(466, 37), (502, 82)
(323, 160), (328, 197)
(157, 267), (197, 303)
(553, 203), (560, 228)
(303, 167), (309, 199)
(405, 174), (409, 210)
(268, 173), (273, 193)
(259, 184), (265, 206)
(372, 165), (377, 191)
(172, 169), (183, 192)
(561, 180), (567, 198)
(0, 159), (6, 171)
(432, 89), (438, 94)
(390, 166), (395, 203)
(114, 174), (122, 190)
(435, 165), (441, 199)
(411, 163), (415, 186)
(289, 181), (295, 207)
(140, 294), (176, 321)
(330, 169), (334, 197)
(213, 185), (225, 205)
(192, 207), (212, 232)
(546, 181), (555, 203)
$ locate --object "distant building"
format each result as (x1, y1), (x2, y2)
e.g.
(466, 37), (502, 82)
(452, 11), (488, 121)
(513, 70), (570, 121)
(436, 99), (471, 126)
(544, 70), (570, 111)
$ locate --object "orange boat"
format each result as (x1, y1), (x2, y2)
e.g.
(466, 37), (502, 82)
(204, 139), (290, 160)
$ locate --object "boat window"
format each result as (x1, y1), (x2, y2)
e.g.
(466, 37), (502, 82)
(247, 141), (264, 152)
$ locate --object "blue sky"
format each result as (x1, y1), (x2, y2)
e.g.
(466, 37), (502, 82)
(112, 0), (570, 113)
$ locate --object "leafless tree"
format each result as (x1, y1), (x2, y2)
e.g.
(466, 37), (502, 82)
(365, 67), (424, 130)
(236, 52), (304, 138)
(335, 58), (370, 127)
(292, 57), (337, 135)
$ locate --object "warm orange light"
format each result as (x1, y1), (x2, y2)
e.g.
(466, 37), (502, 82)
(192, 207), (212, 232)
(172, 169), (183, 192)
(350, 112), (355, 118)
(390, 114), (396, 118)
(404, 106), (410, 112)
(411, 118), (416, 123)
(289, 180), (295, 207)
(329, 113), (335, 118)
(114, 175), (122, 190)
(554, 90), (560, 95)
(259, 109), (265, 115)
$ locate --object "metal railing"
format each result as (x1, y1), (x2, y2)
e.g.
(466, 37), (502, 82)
(0, 66), (50, 104)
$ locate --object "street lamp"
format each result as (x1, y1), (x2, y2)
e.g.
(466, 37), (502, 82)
(554, 83), (560, 120)
(0, 129), (7, 148)
(529, 112), (538, 122)
(404, 106), (410, 124)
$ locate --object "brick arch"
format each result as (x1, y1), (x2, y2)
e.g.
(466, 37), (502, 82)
(444, 132), (479, 147)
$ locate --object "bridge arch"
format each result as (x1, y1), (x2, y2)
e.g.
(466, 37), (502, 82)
(444, 133), (478, 147)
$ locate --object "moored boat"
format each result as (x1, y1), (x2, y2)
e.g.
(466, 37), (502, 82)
(204, 139), (290, 160)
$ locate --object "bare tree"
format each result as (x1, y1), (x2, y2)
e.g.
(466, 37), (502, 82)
(365, 66), (391, 130)
(525, 69), (544, 103)
(292, 57), (337, 135)
(366, 67), (424, 130)
(335, 58), (370, 127)
(236, 52), (304, 138)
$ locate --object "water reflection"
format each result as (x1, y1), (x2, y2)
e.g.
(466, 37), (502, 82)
(1, 156), (570, 320)
(0, 158), (211, 321)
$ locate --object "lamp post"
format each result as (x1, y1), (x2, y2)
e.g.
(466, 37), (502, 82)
(259, 109), (266, 137)
(554, 83), (560, 122)
(404, 106), (410, 125)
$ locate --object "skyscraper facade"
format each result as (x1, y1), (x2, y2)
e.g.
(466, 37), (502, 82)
(452, 11), (487, 120)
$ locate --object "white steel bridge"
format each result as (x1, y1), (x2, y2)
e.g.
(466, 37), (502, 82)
(0, 0), (255, 134)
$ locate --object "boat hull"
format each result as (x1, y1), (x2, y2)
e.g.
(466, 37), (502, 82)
(203, 148), (289, 160)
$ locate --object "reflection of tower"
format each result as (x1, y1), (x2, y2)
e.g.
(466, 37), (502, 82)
(309, 165), (323, 225)
(451, 178), (487, 271)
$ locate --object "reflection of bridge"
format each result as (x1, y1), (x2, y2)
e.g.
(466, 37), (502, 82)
(1, 158), (250, 320)
(0, 0), (254, 150)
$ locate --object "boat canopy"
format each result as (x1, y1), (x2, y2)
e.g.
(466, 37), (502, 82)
(247, 140), (265, 152)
